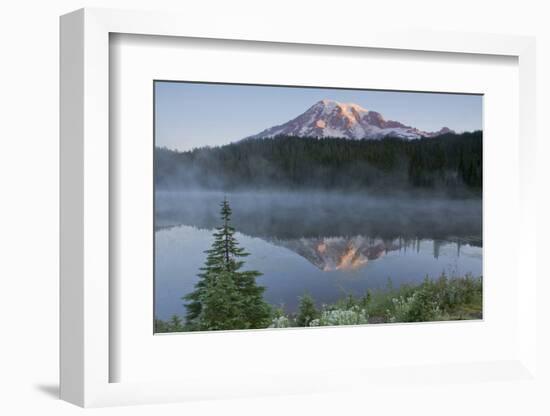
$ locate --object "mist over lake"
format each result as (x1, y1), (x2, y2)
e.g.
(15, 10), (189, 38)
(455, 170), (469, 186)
(155, 190), (482, 320)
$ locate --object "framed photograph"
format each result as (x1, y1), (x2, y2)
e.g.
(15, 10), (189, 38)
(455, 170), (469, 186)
(60, 8), (538, 407)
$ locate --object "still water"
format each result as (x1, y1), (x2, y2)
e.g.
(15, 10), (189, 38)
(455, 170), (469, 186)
(155, 191), (482, 320)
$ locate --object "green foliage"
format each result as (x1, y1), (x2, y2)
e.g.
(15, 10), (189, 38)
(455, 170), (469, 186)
(387, 292), (440, 323)
(154, 314), (185, 333)
(384, 274), (482, 323)
(309, 306), (369, 327)
(198, 270), (246, 330)
(156, 274), (482, 332)
(183, 198), (271, 331)
(269, 315), (291, 328)
(297, 274), (482, 326)
(268, 306), (291, 328)
(296, 293), (319, 327)
(156, 131), (482, 193)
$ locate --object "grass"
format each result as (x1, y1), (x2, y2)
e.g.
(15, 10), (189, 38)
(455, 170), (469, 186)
(155, 273), (482, 332)
(364, 273), (483, 323)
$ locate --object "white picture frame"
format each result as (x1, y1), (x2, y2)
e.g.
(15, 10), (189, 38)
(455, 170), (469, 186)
(60, 8), (538, 408)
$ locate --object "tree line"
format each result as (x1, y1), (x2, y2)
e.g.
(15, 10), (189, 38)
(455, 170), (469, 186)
(155, 131), (482, 194)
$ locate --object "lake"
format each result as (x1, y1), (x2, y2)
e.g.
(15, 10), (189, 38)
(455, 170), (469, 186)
(155, 190), (482, 320)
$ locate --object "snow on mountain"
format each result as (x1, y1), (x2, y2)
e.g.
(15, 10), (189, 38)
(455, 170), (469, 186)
(246, 99), (454, 140)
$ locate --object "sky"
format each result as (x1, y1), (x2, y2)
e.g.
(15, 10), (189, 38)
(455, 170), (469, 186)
(155, 81), (483, 151)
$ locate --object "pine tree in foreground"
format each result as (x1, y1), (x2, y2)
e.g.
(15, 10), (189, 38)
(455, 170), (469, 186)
(183, 197), (271, 331)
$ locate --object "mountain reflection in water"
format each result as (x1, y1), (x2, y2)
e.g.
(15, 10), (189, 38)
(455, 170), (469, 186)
(272, 236), (393, 271)
(154, 191), (482, 320)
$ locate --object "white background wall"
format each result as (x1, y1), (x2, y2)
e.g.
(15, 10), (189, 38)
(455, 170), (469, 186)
(1, 0), (548, 415)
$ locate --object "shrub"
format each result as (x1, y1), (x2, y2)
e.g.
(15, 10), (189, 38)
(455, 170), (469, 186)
(310, 306), (369, 326)
(269, 315), (291, 328)
(387, 296), (414, 323)
(405, 288), (440, 322)
(385, 275), (482, 323)
(296, 294), (319, 327)
(154, 315), (185, 333)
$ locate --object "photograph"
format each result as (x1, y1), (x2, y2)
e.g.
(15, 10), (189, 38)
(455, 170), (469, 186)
(2, 0), (544, 412)
(154, 81), (483, 333)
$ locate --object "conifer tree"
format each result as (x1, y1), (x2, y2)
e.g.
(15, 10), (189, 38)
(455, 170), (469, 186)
(168, 314), (184, 332)
(183, 198), (271, 330)
(199, 270), (245, 330)
(296, 293), (318, 327)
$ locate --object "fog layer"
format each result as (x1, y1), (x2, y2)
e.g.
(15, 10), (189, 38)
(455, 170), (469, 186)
(156, 190), (482, 245)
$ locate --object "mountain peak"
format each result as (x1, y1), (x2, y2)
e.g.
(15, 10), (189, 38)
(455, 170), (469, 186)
(246, 100), (454, 141)
(314, 99), (369, 114)
(318, 98), (336, 106)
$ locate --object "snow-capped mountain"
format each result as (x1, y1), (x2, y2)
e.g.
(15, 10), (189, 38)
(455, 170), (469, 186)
(246, 99), (454, 140)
